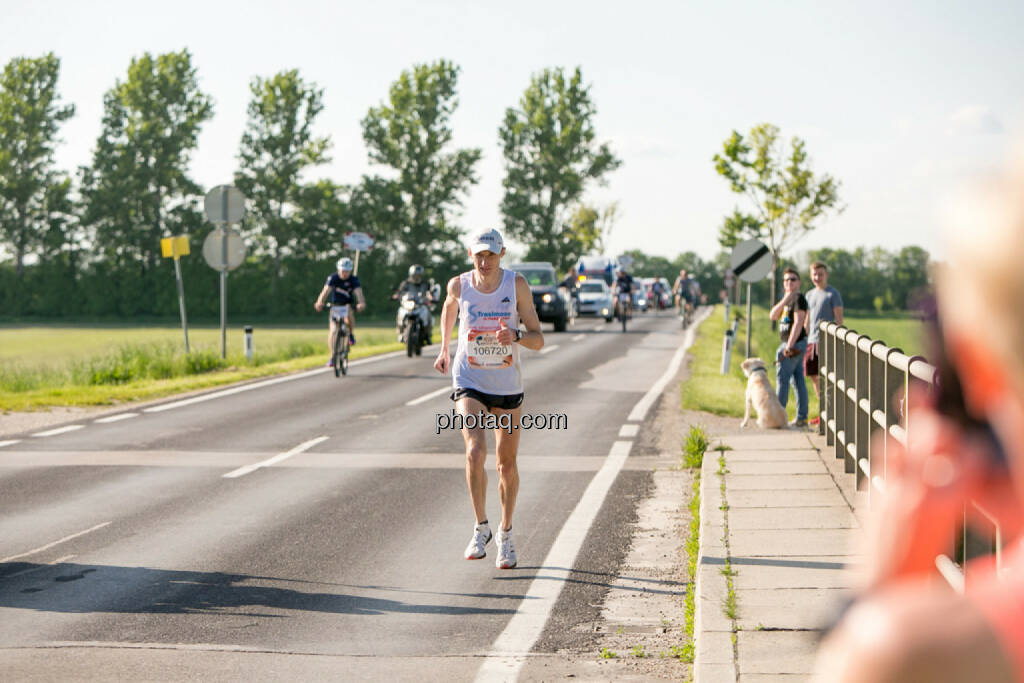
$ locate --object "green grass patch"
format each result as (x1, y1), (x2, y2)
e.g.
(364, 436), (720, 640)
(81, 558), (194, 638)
(682, 305), (925, 420)
(0, 323), (430, 411)
(683, 424), (709, 469)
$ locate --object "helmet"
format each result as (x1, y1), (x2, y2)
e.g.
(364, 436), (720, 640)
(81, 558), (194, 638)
(408, 264), (424, 281)
(336, 257), (354, 272)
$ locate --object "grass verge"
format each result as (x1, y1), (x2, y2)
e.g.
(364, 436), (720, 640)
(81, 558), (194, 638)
(678, 424), (708, 666)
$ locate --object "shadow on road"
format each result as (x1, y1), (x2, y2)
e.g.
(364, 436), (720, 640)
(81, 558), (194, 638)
(0, 562), (517, 617)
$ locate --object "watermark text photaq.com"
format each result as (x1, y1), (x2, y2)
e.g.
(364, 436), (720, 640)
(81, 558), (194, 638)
(435, 410), (567, 434)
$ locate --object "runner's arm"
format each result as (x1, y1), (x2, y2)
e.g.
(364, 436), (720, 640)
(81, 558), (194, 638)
(433, 276), (461, 374)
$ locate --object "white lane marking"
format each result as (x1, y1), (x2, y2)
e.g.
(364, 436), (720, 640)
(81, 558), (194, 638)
(144, 351), (406, 414)
(475, 441), (633, 682)
(0, 439), (22, 448)
(222, 436), (329, 479)
(6, 555), (76, 579)
(592, 323), (604, 331)
(571, 334), (585, 342)
(0, 522), (111, 563)
(626, 308), (706, 423)
(405, 386), (451, 407)
(94, 413), (139, 424)
(539, 344), (560, 355)
(619, 424), (639, 438)
(31, 425), (84, 437)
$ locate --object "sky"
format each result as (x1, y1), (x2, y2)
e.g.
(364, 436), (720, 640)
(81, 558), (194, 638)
(3, 0), (1022, 264)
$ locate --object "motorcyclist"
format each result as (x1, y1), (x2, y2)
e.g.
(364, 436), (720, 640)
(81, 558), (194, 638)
(392, 264), (434, 344)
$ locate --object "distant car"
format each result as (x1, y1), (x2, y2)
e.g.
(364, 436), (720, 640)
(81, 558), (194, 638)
(508, 262), (574, 332)
(577, 279), (613, 322)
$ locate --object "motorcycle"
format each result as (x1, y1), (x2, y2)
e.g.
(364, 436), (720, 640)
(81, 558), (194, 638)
(396, 290), (434, 357)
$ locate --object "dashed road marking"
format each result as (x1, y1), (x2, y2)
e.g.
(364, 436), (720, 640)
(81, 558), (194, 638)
(539, 345), (560, 355)
(31, 425), (84, 438)
(571, 334), (585, 342)
(94, 413), (140, 424)
(0, 440), (21, 448)
(405, 386), (451, 406)
(0, 522), (111, 563)
(619, 424), (639, 438)
(223, 436), (329, 479)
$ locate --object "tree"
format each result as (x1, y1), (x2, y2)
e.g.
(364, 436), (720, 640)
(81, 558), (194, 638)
(499, 66), (621, 271)
(0, 53), (75, 282)
(235, 69), (331, 298)
(565, 201), (619, 260)
(360, 60), (481, 269)
(80, 49), (213, 298)
(713, 123), (842, 305)
(717, 208), (763, 249)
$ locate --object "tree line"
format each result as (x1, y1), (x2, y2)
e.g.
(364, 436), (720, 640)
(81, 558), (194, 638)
(0, 51), (620, 318)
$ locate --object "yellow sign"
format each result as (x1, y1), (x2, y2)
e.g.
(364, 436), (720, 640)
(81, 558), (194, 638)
(160, 235), (190, 259)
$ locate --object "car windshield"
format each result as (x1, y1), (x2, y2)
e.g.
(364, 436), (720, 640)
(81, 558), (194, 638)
(580, 282), (605, 293)
(515, 268), (555, 286)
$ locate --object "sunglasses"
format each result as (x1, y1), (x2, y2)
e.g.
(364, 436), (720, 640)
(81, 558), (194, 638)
(784, 277), (799, 282)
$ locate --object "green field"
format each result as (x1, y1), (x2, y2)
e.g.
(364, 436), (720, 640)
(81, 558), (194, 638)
(0, 322), (422, 411)
(682, 305), (925, 419)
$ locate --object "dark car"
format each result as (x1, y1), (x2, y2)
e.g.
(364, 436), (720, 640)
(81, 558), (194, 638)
(508, 262), (574, 332)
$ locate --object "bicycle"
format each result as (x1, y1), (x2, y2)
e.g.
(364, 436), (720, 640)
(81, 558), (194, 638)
(330, 304), (351, 377)
(616, 292), (631, 333)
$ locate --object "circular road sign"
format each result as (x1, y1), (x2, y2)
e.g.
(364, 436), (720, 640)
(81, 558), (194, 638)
(202, 228), (247, 271)
(617, 254), (634, 270)
(204, 185), (246, 224)
(343, 231), (375, 252)
(729, 238), (772, 283)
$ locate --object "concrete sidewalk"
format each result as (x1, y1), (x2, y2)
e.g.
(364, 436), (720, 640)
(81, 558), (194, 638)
(695, 429), (865, 682)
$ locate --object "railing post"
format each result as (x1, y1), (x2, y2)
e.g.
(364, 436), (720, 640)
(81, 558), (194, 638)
(884, 347), (904, 486)
(818, 321), (827, 437)
(855, 334), (871, 491)
(868, 340), (887, 501)
(833, 325), (846, 462)
(842, 329), (858, 474)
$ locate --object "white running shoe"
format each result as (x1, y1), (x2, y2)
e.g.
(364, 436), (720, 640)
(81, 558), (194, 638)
(495, 528), (517, 569)
(464, 522), (492, 560)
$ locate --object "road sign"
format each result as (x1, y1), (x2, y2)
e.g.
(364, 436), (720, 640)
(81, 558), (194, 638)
(160, 235), (190, 259)
(202, 228), (247, 271)
(204, 185), (246, 224)
(617, 254), (634, 270)
(729, 239), (772, 283)
(344, 231), (374, 251)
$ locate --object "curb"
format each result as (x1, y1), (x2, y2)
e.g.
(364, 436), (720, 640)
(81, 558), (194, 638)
(694, 447), (737, 682)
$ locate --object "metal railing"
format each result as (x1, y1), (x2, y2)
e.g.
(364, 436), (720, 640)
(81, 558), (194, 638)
(817, 321), (1004, 588)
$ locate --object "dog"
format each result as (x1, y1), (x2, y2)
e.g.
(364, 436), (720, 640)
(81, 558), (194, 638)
(740, 357), (788, 429)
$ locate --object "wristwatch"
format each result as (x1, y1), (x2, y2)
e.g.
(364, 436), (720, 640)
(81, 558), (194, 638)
(514, 328), (523, 343)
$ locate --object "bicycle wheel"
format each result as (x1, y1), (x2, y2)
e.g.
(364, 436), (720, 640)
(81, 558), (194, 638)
(333, 324), (345, 377)
(339, 324), (350, 376)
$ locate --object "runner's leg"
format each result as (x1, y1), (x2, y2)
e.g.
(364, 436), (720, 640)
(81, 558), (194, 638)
(491, 405), (522, 532)
(458, 396), (489, 523)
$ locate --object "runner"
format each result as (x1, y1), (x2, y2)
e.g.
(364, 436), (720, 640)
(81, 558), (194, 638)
(433, 228), (544, 569)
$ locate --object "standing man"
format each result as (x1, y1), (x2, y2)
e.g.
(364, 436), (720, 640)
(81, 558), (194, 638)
(804, 261), (844, 425)
(433, 228), (544, 569)
(769, 267), (810, 428)
(314, 257), (366, 364)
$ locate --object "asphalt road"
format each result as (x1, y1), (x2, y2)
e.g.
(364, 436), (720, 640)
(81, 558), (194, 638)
(0, 311), (697, 682)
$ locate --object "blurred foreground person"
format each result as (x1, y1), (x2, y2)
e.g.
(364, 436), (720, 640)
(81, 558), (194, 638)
(815, 160), (1024, 682)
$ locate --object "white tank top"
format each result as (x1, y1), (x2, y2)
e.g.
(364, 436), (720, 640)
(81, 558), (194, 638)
(452, 269), (523, 395)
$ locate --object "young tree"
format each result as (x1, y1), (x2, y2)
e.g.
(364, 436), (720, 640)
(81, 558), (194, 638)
(0, 53), (75, 281)
(500, 66), (620, 271)
(360, 60), (481, 269)
(565, 201), (619, 259)
(235, 69), (331, 296)
(80, 49), (212, 285)
(713, 123), (842, 305)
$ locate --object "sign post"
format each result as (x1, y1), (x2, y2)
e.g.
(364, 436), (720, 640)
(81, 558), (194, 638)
(160, 235), (191, 353)
(203, 185), (247, 359)
(729, 239), (772, 359)
(343, 231), (375, 275)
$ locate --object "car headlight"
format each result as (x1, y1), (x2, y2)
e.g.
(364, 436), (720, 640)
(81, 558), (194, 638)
(601, 307), (608, 316)
(542, 293), (553, 303)
(639, 298), (646, 305)
(402, 300), (416, 310)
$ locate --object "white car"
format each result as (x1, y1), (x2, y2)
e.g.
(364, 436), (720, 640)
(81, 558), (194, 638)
(577, 279), (613, 322)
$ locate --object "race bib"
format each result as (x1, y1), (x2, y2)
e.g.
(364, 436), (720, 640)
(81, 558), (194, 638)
(467, 328), (512, 369)
(330, 305), (349, 321)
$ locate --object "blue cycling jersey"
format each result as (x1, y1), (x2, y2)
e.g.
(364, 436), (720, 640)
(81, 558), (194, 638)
(326, 272), (361, 305)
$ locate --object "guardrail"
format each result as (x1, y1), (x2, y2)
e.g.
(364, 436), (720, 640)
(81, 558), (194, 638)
(817, 321), (1004, 589)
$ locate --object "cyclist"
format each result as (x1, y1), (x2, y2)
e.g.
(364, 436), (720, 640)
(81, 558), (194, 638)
(613, 267), (635, 320)
(392, 264), (434, 342)
(673, 269), (695, 318)
(650, 278), (666, 310)
(314, 257), (366, 365)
